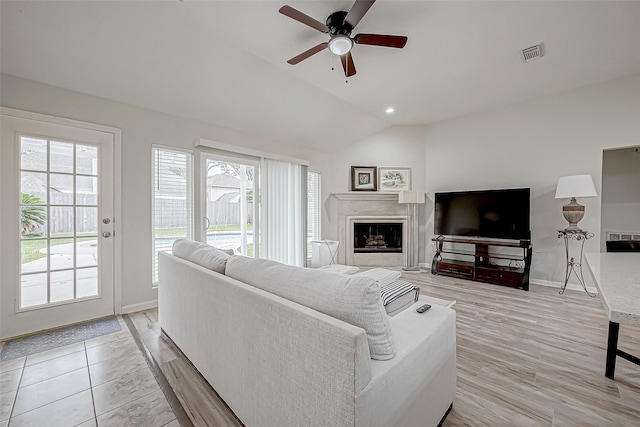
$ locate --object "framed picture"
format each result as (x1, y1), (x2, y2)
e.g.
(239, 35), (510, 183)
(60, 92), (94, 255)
(378, 167), (411, 192)
(351, 166), (377, 191)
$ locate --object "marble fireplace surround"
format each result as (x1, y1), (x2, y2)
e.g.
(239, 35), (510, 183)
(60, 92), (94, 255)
(332, 193), (414, 267)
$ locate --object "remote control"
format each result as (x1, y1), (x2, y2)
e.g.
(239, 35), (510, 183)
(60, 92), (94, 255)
(416, 304), (432, 313)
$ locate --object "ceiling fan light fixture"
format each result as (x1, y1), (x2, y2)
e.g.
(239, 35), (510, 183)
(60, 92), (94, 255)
(328, 35), (353, 55)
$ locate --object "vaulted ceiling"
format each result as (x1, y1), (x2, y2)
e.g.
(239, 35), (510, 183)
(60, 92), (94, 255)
(2, 1), (640, 152)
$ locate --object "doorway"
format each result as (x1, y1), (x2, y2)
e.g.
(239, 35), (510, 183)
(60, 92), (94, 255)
(600, 146), (640, 251)
(1, 109), (119, 339)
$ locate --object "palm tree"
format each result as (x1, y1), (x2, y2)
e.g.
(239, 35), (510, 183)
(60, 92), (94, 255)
(21, 193), (46, 235)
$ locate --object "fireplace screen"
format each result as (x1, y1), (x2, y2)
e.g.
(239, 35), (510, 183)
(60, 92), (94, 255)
(354, 223), (403, 253)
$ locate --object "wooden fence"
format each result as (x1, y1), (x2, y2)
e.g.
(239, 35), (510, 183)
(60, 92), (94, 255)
(24, 192), (98, 234)
(24, 193), (253, 233)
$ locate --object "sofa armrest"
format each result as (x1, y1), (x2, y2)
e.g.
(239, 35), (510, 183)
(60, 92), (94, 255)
(355, 301), (457, 427)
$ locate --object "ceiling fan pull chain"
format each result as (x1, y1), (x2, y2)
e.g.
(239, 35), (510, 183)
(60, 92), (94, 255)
(345, 57), (349, 83)
(345, 56), (348, 82)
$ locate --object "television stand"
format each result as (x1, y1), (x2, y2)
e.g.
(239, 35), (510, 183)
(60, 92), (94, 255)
(431, 237), (532, 290)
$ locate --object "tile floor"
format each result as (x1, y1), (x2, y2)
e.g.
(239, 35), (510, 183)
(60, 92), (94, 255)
(0, 317), (178, 427)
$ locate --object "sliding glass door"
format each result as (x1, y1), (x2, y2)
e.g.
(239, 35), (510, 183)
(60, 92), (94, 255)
(201, 154), (258, 257)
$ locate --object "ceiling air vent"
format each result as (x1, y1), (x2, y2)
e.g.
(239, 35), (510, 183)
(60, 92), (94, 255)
(520, 43), (544, 63)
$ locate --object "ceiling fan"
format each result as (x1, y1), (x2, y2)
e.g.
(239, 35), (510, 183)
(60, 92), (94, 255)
(279, 0), (408, 78)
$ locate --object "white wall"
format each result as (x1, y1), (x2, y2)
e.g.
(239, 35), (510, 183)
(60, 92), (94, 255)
(601, 147), (640, 251)
(423, 72), (640, 289)
(0, 73), (329, 311)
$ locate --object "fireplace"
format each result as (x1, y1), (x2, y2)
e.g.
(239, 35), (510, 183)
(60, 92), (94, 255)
(354, 222), (403, 253)
(345, 215), (408, 266)
(332, 192), (415, 267)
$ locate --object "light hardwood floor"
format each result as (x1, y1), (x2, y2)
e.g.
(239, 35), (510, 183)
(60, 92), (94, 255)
(130, 273), (640, 426)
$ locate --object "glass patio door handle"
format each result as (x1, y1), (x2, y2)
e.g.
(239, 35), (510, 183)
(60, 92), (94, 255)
(102, 231), (111, 238)
(204, 217), (210, 230)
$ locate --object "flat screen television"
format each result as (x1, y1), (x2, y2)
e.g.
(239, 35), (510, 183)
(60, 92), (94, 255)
(434, 188), (531, 240)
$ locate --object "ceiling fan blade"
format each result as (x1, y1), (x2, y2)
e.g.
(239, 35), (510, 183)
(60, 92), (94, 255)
(287, 43), (328, 65)
(344, 0), (376, 28)
(279, 5), (328, 33)
(340, 51), (357, 77)
(354, 33), (408, 48)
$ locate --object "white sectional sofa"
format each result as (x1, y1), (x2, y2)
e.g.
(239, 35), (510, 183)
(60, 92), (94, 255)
(158, 240), (456, 427)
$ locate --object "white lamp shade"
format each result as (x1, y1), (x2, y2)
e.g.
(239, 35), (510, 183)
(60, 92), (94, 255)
(398, 191), (426, 204)
(555, 175), (597, 199)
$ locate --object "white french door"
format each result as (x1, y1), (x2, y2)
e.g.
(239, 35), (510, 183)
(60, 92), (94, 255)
(1, 109), (116, 339)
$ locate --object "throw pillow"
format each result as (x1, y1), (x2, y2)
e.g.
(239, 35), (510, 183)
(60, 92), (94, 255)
(352, 268), (402, 287)
(172, 239), (231, 274)
(226, 256), (396, 360)
(380, 280), (420, 316)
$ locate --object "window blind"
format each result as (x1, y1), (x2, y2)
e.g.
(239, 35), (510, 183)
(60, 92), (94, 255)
(152, 146), (193, 285)
(261, 159), (307, 266)
(307, 171), (321, 261)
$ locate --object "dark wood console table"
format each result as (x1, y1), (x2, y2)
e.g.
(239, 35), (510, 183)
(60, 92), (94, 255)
(431, 237), (532, 290)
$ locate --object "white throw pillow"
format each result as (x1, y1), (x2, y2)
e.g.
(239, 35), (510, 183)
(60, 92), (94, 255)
(226, 256), (396, 360)
(172, 239), (231, 274)
(352, 268), (402, 287)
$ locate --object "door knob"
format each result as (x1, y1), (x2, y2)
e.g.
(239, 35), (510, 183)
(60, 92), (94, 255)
(102, 232), (111, 238)
(102, 218), (111, 224)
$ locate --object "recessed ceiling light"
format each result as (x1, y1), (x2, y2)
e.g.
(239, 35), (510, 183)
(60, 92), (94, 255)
(385, 107), (395, 114)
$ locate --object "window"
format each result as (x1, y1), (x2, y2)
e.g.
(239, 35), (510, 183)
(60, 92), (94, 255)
(307, 170), (321, 260)
(152, 146), (193, 285)
(18, 136), (103, 308)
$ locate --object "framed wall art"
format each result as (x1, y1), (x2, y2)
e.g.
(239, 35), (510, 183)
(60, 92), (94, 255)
(378, 167), (411, 192)
(351, 166), (377, 191)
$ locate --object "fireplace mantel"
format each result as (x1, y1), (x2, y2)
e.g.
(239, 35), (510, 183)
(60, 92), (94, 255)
(332, 192), (400, 202)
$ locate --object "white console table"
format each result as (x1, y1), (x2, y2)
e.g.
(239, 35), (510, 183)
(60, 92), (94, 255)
(585, 253), (640, 379)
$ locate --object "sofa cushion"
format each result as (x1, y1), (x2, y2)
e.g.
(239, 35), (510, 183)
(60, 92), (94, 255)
(226, 256), (396, 360)
(353, 268), (402, 286)
(172, 239), (231, 274)
(317, 264), (360, 274)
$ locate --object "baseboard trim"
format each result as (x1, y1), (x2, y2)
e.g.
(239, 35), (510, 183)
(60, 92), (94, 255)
(121, 300), (158, 314)
(531, 279), (597, 295)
